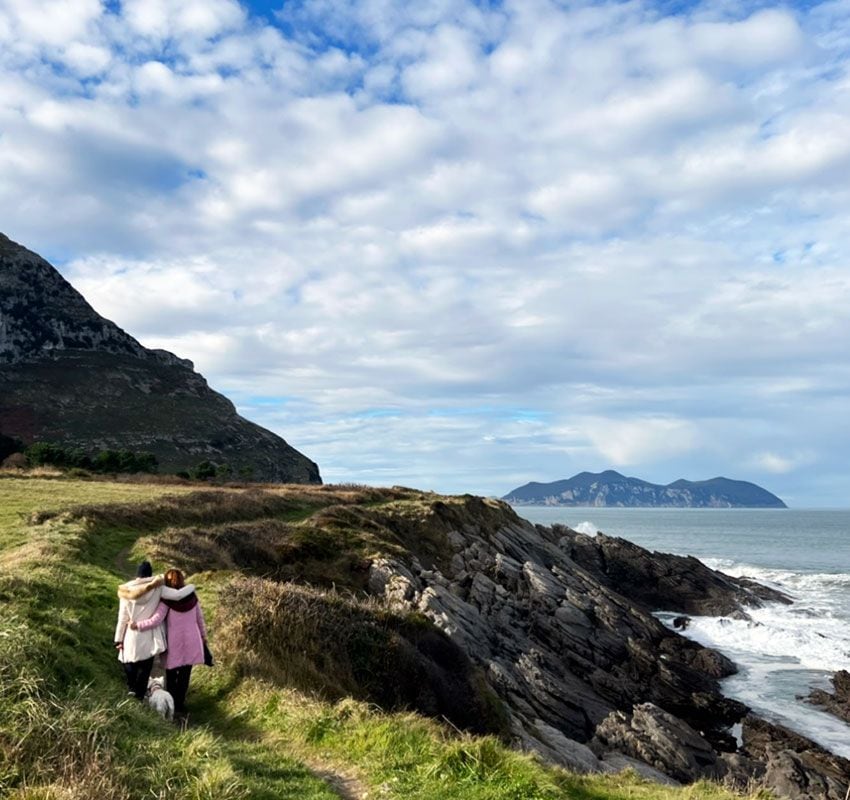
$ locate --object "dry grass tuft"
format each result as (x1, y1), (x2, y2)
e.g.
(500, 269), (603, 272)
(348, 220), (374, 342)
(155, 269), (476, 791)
(215, 576), (509, 736)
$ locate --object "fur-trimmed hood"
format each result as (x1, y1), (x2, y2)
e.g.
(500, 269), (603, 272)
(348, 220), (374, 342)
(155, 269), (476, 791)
(118, 575), (164, 600)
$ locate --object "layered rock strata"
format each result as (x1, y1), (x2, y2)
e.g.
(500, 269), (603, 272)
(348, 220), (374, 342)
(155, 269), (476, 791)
(362, 498), (848, 798)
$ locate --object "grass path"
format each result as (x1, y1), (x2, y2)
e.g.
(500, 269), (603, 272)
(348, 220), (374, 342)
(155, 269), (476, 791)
(302, 759), (368, 800)
(0, 476), (364, 800)
(186, 675), (362, 800)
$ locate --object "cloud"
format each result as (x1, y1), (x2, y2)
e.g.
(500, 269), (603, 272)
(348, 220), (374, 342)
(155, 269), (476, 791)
(753, 452), (798, 474)
(1, 0), (849, 503)
(582, 417), (701, 466)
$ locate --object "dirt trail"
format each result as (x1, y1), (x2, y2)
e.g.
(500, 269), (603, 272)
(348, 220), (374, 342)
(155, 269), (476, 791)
(113, 543), (133, 576)
(303, 757), (370, 800)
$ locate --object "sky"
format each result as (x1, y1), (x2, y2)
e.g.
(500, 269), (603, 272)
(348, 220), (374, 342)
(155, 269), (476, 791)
(1, 0), (849, 506)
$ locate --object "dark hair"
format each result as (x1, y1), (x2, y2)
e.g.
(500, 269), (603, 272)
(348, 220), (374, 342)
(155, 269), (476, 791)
(136, 560), (153, 578)
(164, 569), (185, 589)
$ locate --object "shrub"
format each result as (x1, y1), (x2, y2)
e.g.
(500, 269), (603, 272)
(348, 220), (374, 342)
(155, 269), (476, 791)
(192, 460), (218, 480)
(2, 452), (28, 470)
(22, 443), (158, 475)
(215, 577), (509, 737)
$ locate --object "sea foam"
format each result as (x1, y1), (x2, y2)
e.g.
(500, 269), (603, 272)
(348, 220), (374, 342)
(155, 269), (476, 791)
(658, 557), (850, 757)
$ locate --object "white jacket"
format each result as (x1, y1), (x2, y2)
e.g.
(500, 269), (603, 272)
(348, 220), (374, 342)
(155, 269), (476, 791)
(114, 576), (195, 663)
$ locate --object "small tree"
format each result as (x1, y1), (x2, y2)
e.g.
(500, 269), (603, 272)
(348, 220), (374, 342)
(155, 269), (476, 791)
(26, 442), (66, 467)
(192, 460), (217, 480)
(216, 463), (233, 480)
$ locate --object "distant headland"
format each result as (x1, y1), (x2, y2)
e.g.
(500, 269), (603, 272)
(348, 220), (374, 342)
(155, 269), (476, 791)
(503, 470), (787, 508)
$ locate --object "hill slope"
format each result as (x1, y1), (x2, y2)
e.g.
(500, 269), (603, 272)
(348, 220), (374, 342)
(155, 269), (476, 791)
(504, 470), (786, 508)
(0, 233), (320, 482)
(0, 475), (843, 799)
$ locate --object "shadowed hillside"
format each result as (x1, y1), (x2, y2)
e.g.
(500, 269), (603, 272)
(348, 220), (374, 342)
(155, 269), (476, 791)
(0, 233), (320, 483)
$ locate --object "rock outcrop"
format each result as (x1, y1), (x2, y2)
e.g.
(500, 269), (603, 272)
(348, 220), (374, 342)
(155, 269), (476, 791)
(358, 497), (847, 797)
(0, 233), (320, 483)
(559, 527), (791, 617)
(140, 488), (849, 799)
(742, 715), (850, 800)
(808, 671), (850, 725)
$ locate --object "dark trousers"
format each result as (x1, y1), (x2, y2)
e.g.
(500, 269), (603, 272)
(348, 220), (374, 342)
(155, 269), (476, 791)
(166, 665), (193, 712)
(123, 656), (154, 699)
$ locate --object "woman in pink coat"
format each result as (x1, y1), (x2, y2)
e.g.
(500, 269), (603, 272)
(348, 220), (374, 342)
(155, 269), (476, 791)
(132, 568), (207, 713)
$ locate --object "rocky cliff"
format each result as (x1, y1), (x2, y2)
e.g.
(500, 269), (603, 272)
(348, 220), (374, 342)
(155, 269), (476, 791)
(146, 487), (848, 798)
(0, 233), (320, 483)
(504, 470), (787, 508)
(358, 497), (844, 798)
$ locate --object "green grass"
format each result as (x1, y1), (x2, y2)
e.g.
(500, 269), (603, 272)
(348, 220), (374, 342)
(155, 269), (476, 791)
(0, 475), (766, 800)
(0, 475), (196, 549)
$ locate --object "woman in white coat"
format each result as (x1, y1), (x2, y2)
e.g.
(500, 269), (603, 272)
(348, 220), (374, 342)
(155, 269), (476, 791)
(114, 560), (195, 698)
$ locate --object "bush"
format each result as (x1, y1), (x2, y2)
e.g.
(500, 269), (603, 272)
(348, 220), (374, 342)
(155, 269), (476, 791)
(216, 577), (509, 737)
(23, 443), (158, 474)
(192, 461), (218, 480)
(2, 452), (28, 470)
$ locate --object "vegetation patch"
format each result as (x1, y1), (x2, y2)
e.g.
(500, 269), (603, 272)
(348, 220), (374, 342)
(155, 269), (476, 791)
(214, 576), (509, 736)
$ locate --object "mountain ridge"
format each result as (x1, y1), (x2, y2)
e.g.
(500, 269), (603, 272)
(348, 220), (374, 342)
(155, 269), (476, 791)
(0, 232), (321, 483)
(503, 470), (787, 508)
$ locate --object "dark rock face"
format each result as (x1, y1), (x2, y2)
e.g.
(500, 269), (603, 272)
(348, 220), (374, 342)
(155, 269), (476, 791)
(808, 670), (850, 724)
(0, 233), (188, 368)
(365, 500), (743, 759)
(560, 528), (791, 617)
(0, 233), (320, 483)
(360, 497), (847, 798)
(503, 470), (787, 508)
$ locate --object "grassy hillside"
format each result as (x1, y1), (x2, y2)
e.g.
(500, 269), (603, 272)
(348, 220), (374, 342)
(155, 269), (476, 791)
(0, 474), (767, 800)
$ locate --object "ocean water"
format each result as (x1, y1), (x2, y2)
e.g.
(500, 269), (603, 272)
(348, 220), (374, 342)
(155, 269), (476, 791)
(512, 506), (850, 757)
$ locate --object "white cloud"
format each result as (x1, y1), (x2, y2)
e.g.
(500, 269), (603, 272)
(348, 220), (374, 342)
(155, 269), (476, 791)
(0, 0), (103, 46)
(582, 417), (701, 466)
(753, 452), (797, 474)
(690, 10), (804, 69)
(62, 42), (111, 76)
(2, 1), (850, 502)
(122, 0), (243, 40)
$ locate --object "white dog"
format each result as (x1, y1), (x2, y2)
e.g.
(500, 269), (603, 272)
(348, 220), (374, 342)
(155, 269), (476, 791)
(146, 677), (175, 721)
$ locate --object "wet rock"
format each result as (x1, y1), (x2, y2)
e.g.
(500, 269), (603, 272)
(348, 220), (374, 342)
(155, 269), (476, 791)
(807, 670), (850, 724)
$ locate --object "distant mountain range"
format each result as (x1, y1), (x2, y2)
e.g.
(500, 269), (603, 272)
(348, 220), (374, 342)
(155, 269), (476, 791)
(0, 232), (320, 482)
(503, 470), (787, 508)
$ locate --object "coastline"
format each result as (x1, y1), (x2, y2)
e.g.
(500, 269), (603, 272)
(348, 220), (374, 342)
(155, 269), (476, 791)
(513, 505), (850, 760)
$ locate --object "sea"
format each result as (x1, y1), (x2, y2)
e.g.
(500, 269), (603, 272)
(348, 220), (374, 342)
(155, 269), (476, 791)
(512, 506), (850, 758)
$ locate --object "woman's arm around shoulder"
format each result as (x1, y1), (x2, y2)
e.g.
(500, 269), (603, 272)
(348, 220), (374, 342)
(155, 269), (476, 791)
(114, 597), (130, 645)
(132, 601), (168, 631)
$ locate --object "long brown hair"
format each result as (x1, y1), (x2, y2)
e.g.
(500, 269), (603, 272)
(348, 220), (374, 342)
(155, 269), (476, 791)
(164, 568), (185, 589)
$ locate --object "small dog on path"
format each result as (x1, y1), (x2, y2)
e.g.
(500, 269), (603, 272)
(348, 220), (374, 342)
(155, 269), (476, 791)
(146, 677), (175, 721)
